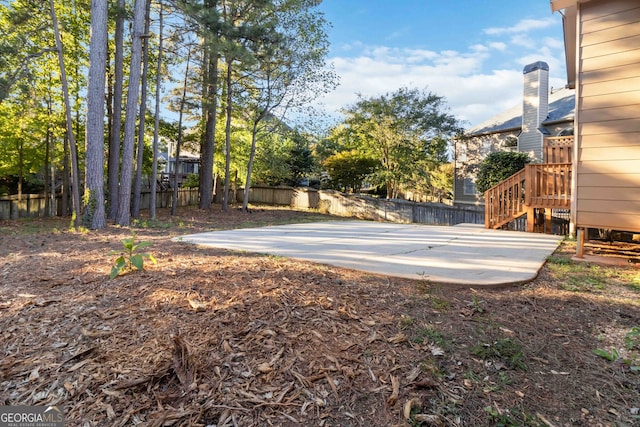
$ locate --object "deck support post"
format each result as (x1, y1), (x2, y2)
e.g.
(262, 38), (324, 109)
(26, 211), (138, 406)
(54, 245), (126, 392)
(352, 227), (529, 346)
(576, 228), (585, 258)
(526, 206), (535, 232)
(545, 208), (552, 234)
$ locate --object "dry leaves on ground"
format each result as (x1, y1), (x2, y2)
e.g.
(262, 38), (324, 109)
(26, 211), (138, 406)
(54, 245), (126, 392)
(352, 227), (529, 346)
(1, 206), (639, 426)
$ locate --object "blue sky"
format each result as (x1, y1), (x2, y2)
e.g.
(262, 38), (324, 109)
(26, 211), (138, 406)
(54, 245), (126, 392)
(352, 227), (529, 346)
(314, 0), (568, 128)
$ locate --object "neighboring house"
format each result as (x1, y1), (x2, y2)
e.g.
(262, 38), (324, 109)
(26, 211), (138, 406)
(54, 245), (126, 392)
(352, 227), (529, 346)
(159, 142), (199, 188)
(454, 61), (575, 206)
(551, 0), (640, 251)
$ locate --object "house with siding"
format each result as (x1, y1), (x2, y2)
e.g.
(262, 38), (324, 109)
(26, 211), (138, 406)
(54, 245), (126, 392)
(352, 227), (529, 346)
(454, 62), (575, 206)
(550, 0), (640, 253)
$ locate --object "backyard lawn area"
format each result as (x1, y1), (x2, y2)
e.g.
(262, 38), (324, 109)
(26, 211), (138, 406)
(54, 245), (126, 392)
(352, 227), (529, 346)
(1, 206), (639, 426)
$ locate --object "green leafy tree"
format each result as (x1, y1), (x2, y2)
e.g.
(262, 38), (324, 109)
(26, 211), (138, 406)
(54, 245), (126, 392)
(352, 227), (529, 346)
(323, 150), (378, 193)
(0, 0), (89, 220)
(285, 130), (315, 186)
(251, 131), (292, 186)
(176, 0), (223, 210)
(338, 87), (461, 199)
(0, 100), (47, 197)
(0, 1), (55, 103)
(428, 162), (454, 202)
(476, 151), (531, 194)
(239, 0), (336, 210)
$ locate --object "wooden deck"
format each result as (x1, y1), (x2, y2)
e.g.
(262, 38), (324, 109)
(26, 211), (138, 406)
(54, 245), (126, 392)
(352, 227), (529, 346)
(485, 137), (573, 232)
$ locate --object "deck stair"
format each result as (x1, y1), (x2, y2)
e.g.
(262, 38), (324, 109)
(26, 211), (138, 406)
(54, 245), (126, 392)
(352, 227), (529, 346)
(485, 136), (573, 232)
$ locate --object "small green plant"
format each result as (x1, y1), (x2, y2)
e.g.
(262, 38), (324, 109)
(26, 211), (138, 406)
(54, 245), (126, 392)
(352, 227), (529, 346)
(498, 371), (512, 385)
(625, 277), (640, 292)
(592, 348), (619, 362)
(593, 338), (640, 372)
(471, 338), (526, 370)
(625, 327), (640, 351)
(546, 254), (571, 265)
(467, 295), (485, 313)
(412, 326), (449, 349)
(109, 233), (157, 279)
(429, 294), (451, 311)
(484, 406), (542, 426)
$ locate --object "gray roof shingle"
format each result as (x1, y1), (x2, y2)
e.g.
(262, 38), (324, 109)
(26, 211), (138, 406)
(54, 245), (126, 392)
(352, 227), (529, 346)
(467, 87), (575, 136)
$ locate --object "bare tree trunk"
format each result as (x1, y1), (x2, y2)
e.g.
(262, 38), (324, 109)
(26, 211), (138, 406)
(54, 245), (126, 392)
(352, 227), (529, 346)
(199, 0), (219, 210)
(44, 126), (51, 214)
(61, 133), (70, 215)
(51, 162), (56, 215)
(107, 0), (126, 220)
(17, 138), (23, 202)
(222, 59), (233, 212)
(199, 49), (218, 210)
(171, 47), (192, 216)
(44, 79), (52, 216)
(116, 0), (146, 226)
(106, 53), (113, 182)
(150, 0), (164, 220)
(50, 0), (82, 227)
(242, 121), (259, 211)
(132, 0), (152, 219)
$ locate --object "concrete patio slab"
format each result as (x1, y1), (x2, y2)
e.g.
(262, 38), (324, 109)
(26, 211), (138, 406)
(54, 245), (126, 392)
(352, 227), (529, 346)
(174, 221), (562, 286)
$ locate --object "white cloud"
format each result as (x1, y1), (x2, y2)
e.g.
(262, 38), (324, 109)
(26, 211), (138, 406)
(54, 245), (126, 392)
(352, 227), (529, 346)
(488, 42), (507, 51)
(484, 17), (556, 35)
(510, 34), (536, 49)
(471, 44), (490, 53)
(317, 52), (524, 126)
(543, 37), (564, 49)
(313, 18), (567, 130)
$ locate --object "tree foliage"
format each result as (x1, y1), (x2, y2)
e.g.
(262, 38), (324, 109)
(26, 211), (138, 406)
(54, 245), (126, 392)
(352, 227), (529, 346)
(476, 151), (531, 194)
(323, 150), (377, 193)
(429, 162), (454, 201)
(327, 87), (461, 199)
(284, 130), (314, 186)
(0, 0), (335, 224)
(0, 0), (89, 216)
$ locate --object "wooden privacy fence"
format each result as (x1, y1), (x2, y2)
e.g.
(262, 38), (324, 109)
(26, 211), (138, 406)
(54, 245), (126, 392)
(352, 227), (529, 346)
(2, 185), (483, 227)
(0, 188), (199, 220)
(239, 186), (484, 226)
(0, 194), (51, 221)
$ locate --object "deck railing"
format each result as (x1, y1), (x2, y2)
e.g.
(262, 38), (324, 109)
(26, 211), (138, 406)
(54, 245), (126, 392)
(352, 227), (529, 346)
(544, 136), (573, 163)
(525, 163), (572, 208)
(485, 136), (574, 231)
(484, 168), (527, 229)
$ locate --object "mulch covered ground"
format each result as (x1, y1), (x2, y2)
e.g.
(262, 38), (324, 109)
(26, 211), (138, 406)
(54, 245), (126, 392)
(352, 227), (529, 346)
(1, 205), (639, 426)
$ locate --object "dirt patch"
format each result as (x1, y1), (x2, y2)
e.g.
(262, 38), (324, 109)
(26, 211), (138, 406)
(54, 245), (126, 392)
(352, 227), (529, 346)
(1, 206), (639, 426)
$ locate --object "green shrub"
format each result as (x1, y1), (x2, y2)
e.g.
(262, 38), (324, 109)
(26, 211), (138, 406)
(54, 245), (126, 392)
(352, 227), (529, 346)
(476, 151), (531, 194)
(181, 173), (199, 188)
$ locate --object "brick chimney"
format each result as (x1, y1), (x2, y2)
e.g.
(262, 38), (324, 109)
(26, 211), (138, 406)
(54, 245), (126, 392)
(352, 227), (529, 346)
(519, 61), (549, 161)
